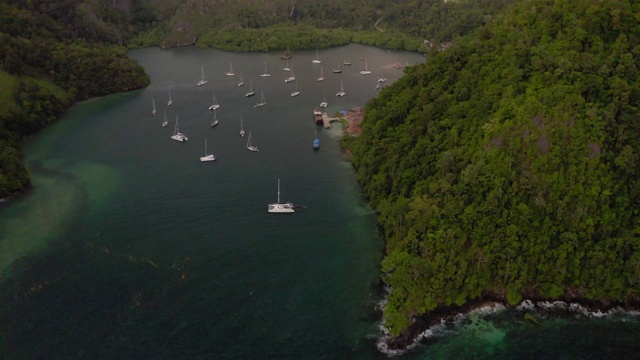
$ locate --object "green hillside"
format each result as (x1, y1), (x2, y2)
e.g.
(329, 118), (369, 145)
(131, 0), (515, 51)
(0, 2), (149, 197)
(348, 0), (640, 341)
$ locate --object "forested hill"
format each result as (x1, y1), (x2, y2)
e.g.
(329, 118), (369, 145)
(131, 0), (515, 51)
(348, 0), (640, 343)
(0, 2), (149, 198)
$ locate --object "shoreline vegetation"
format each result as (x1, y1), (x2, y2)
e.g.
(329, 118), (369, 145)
(346, 0), (640, 351)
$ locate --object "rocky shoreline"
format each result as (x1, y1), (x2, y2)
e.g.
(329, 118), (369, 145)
(383, 293), (640, 351)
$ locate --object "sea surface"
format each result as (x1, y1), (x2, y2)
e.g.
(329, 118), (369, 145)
(1, 44), (639, 359)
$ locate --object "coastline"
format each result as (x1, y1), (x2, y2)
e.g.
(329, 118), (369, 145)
(379, 293), (640, 353)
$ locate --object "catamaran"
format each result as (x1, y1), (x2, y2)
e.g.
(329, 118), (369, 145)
(268, 179), (295, 213)
(360, 58), (372, 75)
(197, 65), (208, 86)
(171, 115), (188, 142)
(320, 90), (328, 108)
(200, 138), (215, 162)
(336, 79), (346, 97)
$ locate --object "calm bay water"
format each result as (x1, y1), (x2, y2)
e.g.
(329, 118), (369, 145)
(1, 44), (639, 359)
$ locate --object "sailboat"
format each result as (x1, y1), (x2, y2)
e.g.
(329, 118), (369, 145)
(240, 116), (245, 137)
(238, 71), (244, 87)
(336, 79), (346, 97)
(316, 66), (325, 82)
(197, 65), (208, 86)
(332, 60), (342, 73)
(283, 58), (291, 71)
(312, 49), (321, 64)
(290, 81), (300, 97)
(162, 109), (168, 127)
(319, 90), (328, 108)
(167, 90), (173, 106)
(313, 133), (320, 150)
(343, 56), (352, 66)
(171, 114), (188, 142)
(378, 73), (387, 83)
(225, 62), (235, 76)
(285, 67), (296, 83)
(360, 58), (372, 75)
(209, 92), (220, 111)
(245, 77), (255, 97)
(260, 61), (271, 77)
(151, 98), (157, 116)
(246, 131), (259, 152)
(254, 91), (266, 107)
(200, 138), (215, 162)
(268, 179), (295, 213)
(211, 109), (219, 127)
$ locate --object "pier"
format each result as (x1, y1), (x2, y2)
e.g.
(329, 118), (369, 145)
(321, 113), (339, 128)
(313, 108), (340, 129)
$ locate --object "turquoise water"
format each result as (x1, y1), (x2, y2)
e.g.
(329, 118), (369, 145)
(1, 45), (639, 359)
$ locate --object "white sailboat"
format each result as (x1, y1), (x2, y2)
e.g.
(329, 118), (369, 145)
(378, 73), (387, 83)
(254, 91), (266, 107)
(343, 56), (352, 66)
(285, 67), (296, 83)
(246, 131), (259, 152)
(171, 115), (188, 142)
(197, 65), (208, 86)
(209, 92), (220, 111)
(320, 90), (328, 108)
(151, 98), (157, 116)
(312, 49), (321, 64)
(283, 58), (291, 71)
(162, 109), (168, 127)
(167, 90), (172, 106)
(260, 60), (271, 77)
(290, 81), (300, 97)
(245, 77), (255, 97)
(360, 58), (372, 75)
(316, 66), (325, 82)
(240, 116), (245, 137)
(200, 138), (215, 162)
(332, 60), (342, 73)
(211, 109), (219, 127)
(225, 62), (235, 76)
(238, 71), (244, 87)
(336, 79), (346, 97)
(268, 179), (295, 213)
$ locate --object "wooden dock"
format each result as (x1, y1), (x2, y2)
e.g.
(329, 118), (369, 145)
(321, 113), (339, 129)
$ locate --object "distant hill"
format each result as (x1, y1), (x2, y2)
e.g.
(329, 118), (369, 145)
(129, 0), (516, 51)
(347, 0), (640, 347)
